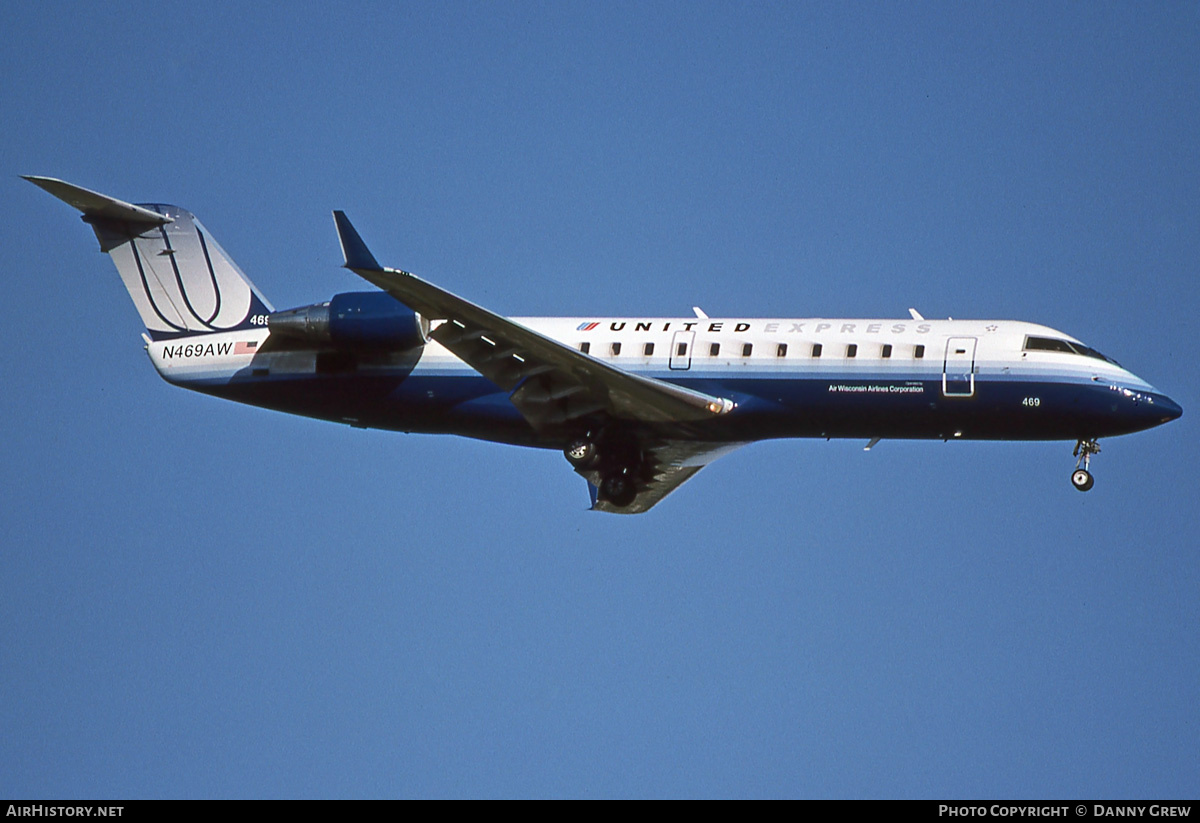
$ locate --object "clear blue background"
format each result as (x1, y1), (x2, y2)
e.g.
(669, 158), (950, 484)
(2, 1), (1197, 798)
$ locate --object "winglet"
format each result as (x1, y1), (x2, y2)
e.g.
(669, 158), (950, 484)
(24, 175), (172, 225)
(332, 211), (382, 271)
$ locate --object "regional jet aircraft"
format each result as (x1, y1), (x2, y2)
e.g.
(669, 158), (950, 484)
(27, 176), (1182, 513)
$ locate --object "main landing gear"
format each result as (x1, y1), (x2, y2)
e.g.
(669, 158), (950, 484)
(564, 437), (599, 470)
(599, 470), (638, 508)
(563, 431), (642, 508)
(1071, 439), (1100, 492)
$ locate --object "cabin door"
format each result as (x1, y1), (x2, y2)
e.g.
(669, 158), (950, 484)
(669, 330), (694, 370)
(942, 337), (977, 397)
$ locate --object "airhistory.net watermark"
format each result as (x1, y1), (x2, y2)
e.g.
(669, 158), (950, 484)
(6, 807), (123, 817)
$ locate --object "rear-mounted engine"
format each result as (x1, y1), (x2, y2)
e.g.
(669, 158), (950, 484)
(268, 291), (427, 350)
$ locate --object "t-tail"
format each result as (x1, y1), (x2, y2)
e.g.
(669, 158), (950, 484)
(25, 176), (273, 339)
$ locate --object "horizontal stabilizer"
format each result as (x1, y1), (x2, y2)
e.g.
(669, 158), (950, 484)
(23, 176), (171, 225)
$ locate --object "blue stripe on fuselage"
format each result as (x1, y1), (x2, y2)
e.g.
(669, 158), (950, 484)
(176, 358), (1174, 446)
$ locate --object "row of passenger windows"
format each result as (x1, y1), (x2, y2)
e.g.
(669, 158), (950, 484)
(579, 341), (926, 359)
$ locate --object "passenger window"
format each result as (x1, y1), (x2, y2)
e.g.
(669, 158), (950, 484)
(846, 344), (857, 357)
(643, 342), (655, 356)
(742, 343), (753, 357)
(881, 344), (892, 358)
(610, 342), (621, 356)
(579, 342), (590, 354)
(710, 342), (720, 356)
(776, 343), (788, 357)
(914, 345), (925, 359)
(812, 343), (822, 357)
(676, 342), (687, 356)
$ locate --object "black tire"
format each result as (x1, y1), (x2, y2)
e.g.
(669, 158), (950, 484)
(600, 473), (638, 507)
(1071, 469), (1094, 492)
(564, 438), (599, 470)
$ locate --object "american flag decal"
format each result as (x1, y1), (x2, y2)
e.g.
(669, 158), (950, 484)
(576, 322), (599, 331)
(234, 341), (258, 355)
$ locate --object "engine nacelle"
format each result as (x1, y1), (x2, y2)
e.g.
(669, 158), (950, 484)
(268, 291), (427, 350)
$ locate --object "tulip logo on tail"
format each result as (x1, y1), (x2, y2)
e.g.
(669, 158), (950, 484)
(105, 206), (270, 340)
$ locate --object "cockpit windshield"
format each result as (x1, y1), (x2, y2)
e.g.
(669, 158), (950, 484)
(1023, 336), (1121, 366)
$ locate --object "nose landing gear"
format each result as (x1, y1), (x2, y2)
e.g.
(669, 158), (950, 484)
(1071, 439), (1100, 491)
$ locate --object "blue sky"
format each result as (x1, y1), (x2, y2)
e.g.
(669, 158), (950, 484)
(2, 1), (1197, 798)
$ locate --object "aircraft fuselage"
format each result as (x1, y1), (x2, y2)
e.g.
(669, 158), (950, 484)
(151, 316), (1180, 448)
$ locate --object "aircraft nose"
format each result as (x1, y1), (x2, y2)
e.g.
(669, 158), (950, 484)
(1156, 394), (1183, 423)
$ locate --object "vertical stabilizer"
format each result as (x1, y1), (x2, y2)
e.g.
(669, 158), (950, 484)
(27, 176), (273, 340)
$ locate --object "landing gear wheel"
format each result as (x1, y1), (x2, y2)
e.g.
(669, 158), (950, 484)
(1071, 439), (1100, 492)
(600, 473), (638, 508)
(564, 438), (599, 470)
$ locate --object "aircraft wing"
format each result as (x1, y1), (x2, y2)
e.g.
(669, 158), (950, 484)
(580, 440), (747, 514)
(333, 212), (735, 431)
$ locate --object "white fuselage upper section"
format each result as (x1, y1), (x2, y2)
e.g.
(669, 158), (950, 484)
(146, 316), (1155, 395)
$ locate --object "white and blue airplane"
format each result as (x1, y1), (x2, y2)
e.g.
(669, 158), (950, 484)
(28, 176), (1182, 513)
